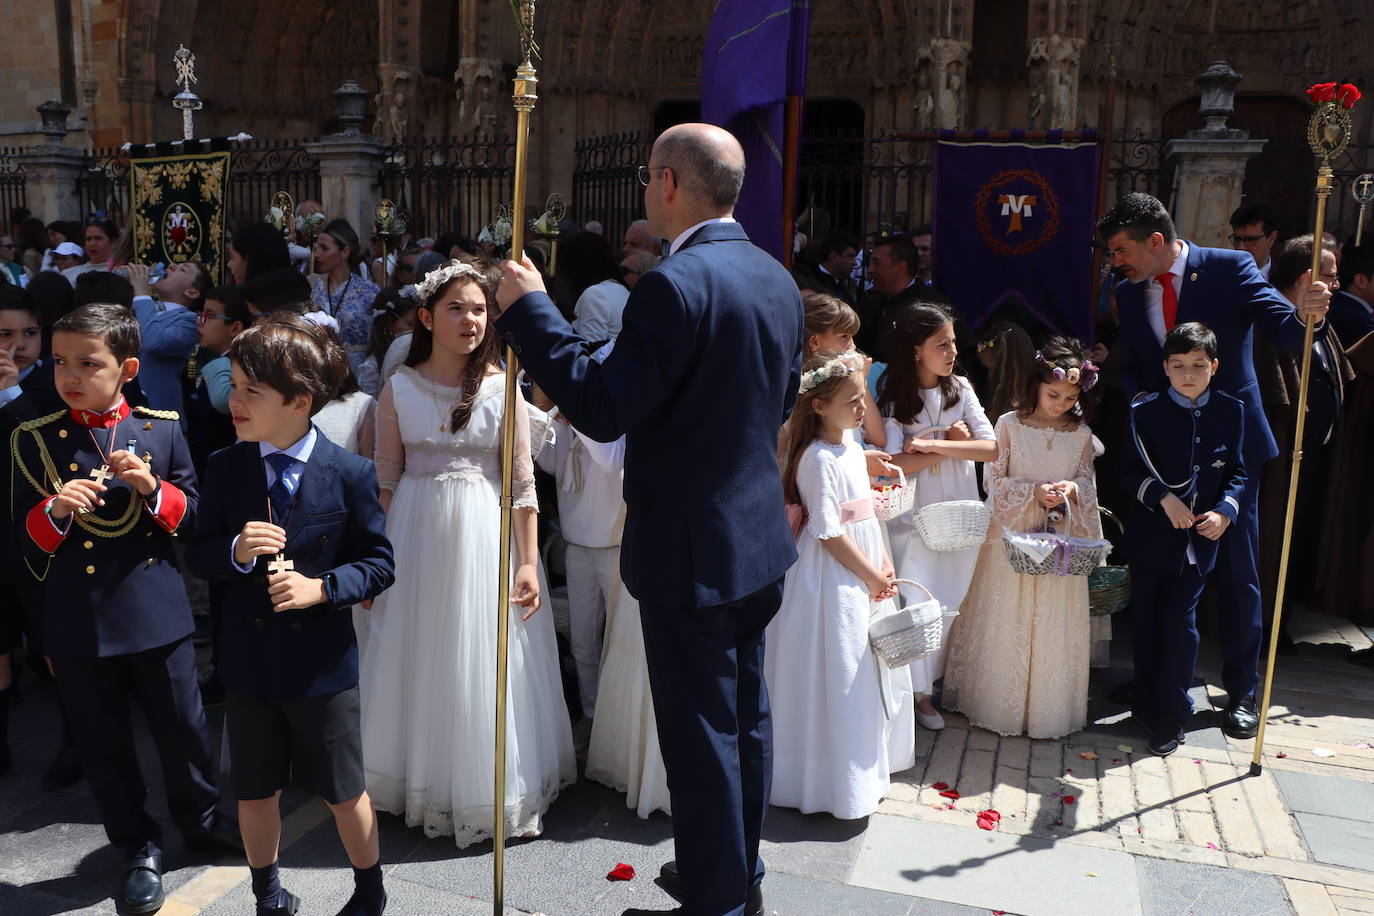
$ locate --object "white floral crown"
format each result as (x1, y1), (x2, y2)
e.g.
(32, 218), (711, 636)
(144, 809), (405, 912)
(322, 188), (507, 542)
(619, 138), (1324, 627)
(414, 260), (485, 302)
(798, 352), (864, 396)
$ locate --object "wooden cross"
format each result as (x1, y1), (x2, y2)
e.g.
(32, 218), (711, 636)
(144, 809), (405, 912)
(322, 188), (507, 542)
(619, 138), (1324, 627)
(268, 553), (294, 575)
(88, 465), (114, 486)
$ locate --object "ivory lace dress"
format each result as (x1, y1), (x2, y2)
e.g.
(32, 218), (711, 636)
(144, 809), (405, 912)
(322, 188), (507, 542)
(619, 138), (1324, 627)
(359, 367), (576, 846)
(942, 412), (1101, 739)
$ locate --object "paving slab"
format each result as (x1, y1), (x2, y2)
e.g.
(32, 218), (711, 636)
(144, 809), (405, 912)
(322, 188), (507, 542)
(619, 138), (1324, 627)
(1293, 812), (1374, 872)
(763, 869), (940, 916)
(1136, 855), (1291, 916)
(1274, 767), (1374, 819)
(849, 813), (1142, 916)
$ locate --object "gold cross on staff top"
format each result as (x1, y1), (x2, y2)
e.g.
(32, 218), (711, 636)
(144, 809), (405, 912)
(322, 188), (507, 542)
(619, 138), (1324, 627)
(268, 554), (294, 575)
(1355, 173), (1374, 203)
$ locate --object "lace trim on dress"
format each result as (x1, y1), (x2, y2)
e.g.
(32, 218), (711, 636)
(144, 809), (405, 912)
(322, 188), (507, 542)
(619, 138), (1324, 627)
(365, 767), (574, 848)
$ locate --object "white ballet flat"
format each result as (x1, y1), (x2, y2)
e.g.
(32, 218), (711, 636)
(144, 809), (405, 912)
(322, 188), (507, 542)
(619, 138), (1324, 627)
(917, 708), (946, 731)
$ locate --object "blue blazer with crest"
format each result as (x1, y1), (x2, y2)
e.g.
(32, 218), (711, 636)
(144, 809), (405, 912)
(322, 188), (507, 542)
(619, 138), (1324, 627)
(1112, 243), (1322, 467)
(496, 221), (804, 608)
(185, 432), (394, 699)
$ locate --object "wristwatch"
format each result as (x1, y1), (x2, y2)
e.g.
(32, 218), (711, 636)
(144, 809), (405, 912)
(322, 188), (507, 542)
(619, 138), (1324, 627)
(321, 571), (338, 609)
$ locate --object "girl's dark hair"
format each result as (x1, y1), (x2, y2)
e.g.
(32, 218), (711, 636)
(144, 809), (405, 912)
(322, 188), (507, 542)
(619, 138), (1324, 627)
(552, 230), (619, 315)
(779, 354), (863, 505)
(977, 321), (1036, 420)
(228, 312), (347, 415)
(802, 292), (861, 344)
(231, 222), (291, 281)
(876, 303), (960, 421)
(1016, 335), (1096, 424)
(321, 219), (364, 268)
(405, 257), (503, 432)
(84, 218), (119, 243)
(16, 217), (47, 254)
(1269, 233), (1337, 296)
(243, 267), (312, 313)
(53, 302), (141, 363)
(431, 233), (475, 259)
(27, 270), (76, 330)
(368, 286), (417, 364)
(203, 284), (251, 325)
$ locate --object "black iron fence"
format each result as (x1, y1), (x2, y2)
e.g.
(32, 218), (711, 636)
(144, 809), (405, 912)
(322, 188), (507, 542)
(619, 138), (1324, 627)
(572, 132), (649, 247)
(1107, 130), (1170, 205)
(76, 140), (322, 232)
(0, 148), (25, 219)
(380, 135), (516, 240)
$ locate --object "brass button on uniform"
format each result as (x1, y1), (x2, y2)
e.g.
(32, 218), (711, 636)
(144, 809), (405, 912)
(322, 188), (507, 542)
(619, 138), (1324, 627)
(58, 429), (68, 439)
(85, 565), (95, 574)
(83, 540), (93, 550)
(69, 462), (79, 472)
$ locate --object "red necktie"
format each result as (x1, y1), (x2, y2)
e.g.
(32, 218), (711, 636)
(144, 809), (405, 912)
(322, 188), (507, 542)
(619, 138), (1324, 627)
(1155, 272), (1178, 331)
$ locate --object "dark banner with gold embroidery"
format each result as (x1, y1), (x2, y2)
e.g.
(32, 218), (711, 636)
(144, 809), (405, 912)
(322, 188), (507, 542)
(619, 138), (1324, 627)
(129, 139), (233, 284)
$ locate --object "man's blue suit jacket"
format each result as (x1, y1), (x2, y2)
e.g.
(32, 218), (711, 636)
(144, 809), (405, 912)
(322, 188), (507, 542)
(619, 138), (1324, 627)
(185, 432), (395, 699)
(1113, 243), (1321, 466)
(497, 220), (804, 608)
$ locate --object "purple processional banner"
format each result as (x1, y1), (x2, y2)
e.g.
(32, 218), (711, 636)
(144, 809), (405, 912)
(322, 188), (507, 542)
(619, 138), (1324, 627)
(932, 139), (1101, 342)
(700, 1), (810, 262)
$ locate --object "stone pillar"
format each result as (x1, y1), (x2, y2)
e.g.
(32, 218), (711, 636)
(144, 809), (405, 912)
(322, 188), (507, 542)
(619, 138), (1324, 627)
(18, 101), (86, 221)
(304, 82), (386, 237)
(1165, 62), (1266, 249)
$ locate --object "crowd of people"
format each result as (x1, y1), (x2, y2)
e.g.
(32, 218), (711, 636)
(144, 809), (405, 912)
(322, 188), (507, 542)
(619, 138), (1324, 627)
(0, 120), (1369, 916)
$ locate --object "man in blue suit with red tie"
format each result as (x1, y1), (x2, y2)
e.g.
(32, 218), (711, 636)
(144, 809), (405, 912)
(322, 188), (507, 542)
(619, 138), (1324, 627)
(497, 123), (804, 916)
(1098, 193), (1331, 740)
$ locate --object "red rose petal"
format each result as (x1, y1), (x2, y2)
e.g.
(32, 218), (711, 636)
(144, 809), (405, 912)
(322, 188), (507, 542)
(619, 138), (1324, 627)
(1277, 752), (1288, 759)
(1062, 795), (1076, 805)
(931, 781), (949, 791)
(939, 789), (961, 800)
(946, 803), (957, 809)
(607, 862), (635, 881)
(976, 808), (1003, 831)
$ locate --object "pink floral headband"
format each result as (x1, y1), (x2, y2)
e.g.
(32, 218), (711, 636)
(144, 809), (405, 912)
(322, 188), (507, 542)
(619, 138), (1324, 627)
(1035, 351), (1099, 391)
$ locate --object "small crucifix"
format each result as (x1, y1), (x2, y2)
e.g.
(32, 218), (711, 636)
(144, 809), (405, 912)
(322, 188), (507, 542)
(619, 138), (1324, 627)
(268, 554), (294, 575)
(88, 465), (114, 486)
(1354, 172), (1374, 246)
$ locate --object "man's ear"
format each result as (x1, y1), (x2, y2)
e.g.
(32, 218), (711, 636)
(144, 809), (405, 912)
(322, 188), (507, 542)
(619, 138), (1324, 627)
(184, 286), (202, 303)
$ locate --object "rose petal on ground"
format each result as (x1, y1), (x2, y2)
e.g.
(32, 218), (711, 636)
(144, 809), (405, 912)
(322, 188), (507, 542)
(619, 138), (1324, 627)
(1112, 758), (1122, 764)
(607, 863), (635, 881)
(946, 803), (957, 810)
(1277, 752), (1288, 758)
(1207, 842), (1219, 850)
(931, 781), (949, 791)
(1062, 795), (1076, 804)
(1355, 742), (1371, 749)
(939, 789), (961, 799)
(1078, 751), (1098, 760)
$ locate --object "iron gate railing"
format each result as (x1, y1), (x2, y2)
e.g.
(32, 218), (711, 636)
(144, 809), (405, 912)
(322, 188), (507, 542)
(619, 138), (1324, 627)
(572, 132), (650, 247)
(0, 148), (25, 220)
(380, 134), (516, 240)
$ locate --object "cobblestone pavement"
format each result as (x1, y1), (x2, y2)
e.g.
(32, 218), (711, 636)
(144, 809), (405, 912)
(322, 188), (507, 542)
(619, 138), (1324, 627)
(1, 611), (1371, 915)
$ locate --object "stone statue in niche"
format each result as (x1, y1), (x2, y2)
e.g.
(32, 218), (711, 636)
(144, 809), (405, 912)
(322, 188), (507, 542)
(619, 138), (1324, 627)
(939, 60), (965, 128)
(374, 70), (410, 143)
(913, 56), (935, 130)
(1027, 36), (1049, 128)
(456, 57), (500, 134)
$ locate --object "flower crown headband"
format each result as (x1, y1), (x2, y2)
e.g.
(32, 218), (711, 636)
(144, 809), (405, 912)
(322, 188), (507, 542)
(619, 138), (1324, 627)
(1035, 351), (1099, 390)
(414, 260), (485, 303)
(798, 351), (864, 396)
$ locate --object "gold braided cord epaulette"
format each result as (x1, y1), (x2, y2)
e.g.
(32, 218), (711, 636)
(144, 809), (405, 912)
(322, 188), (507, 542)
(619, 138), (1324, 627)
(9, 412), (142, 539)
(133, 406), (181, 421)
(16, 409), (68, 432)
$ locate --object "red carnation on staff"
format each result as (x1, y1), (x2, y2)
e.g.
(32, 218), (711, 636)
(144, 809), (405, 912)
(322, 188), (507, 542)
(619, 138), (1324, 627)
(1338, 83), (1362, 109)
(1307, 82), (1338, 105)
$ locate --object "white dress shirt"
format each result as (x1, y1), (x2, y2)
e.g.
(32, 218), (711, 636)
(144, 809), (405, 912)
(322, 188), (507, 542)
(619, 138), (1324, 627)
(230, 428), (318, 571)
(668, 217), (737, 257)
(1142, 242), (1189, 345)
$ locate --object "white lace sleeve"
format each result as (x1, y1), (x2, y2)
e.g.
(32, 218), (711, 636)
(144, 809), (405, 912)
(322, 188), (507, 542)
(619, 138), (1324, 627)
(373, 380), (404, 493)
(1069, 429), (1102, 536)
(507, 389), (542, 511)
(988, 415), (1037, 522)
(797, 447), (844, 540)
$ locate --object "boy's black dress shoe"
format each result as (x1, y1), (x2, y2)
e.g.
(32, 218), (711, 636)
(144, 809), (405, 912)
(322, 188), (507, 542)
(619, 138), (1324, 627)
(659, 861), (763, 916)
(1221, 696), (1260, 739)
(257, 890), (301, 915)
(121, 854), (165, 914)
(1148, 720), (1185, 757)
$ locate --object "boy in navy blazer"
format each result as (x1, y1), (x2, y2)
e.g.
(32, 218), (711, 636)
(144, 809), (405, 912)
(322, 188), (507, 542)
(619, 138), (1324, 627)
(1098, 193), (1330, 740)
(185, 313), (394, 916)
(10, 303), (230, 914)
(1119, 323), (1247, 756)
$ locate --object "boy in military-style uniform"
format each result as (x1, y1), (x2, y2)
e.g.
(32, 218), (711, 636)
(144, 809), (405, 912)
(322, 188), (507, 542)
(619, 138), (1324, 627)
(1119, 322), (1248, 758)
(10, 303), (238, 915)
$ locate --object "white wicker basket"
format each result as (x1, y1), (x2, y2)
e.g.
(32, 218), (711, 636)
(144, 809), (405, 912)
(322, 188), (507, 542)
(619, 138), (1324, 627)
(914, 500), (991, 552)
(1001, 502), (1111, 577)
(868, 579), (956, 668)
(872, 466), (916, 521)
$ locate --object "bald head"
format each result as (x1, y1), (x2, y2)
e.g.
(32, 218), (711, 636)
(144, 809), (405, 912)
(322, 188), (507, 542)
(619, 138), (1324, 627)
(653, 123), (746, 214)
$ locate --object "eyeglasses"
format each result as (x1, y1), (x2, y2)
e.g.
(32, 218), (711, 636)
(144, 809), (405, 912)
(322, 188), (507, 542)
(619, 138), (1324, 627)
(1230, 233), (1269, 244)
(1320, 271), (1340, 286)
(197, 310), (238, 325)
(637, 165), (668, 187)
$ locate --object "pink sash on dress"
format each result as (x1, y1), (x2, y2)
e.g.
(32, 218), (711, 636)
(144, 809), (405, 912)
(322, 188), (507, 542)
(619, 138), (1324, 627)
(839, 497), (875, 525)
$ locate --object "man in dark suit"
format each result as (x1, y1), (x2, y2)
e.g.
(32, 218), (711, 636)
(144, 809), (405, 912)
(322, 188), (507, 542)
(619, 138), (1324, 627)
(793, 232), (859, 305)
(1098, 193), (1330, 740)
(496, 123), (803, 916)
(854, 234), (948, 363)
(1334, 240), (1374, 347)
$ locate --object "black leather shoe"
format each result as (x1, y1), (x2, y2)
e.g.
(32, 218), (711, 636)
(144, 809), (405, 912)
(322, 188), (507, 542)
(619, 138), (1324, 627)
(659, 862), (763, 916)
(1221, 696), (1260, 739)
(1147, 720), (1185, 757)
(42, 744), (83, 791)
(258, 890), (301, 916)
(183, 813), (245, 856)
(121, 854), (165, 914)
